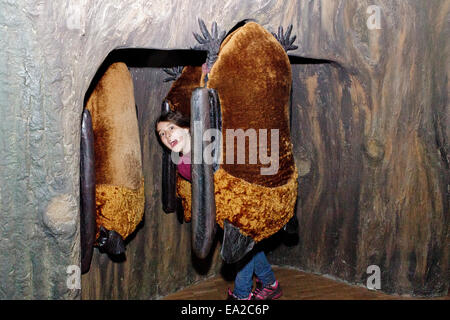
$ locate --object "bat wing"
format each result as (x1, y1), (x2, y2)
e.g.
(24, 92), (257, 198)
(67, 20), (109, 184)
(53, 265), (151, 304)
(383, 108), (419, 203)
(80, 109), (96, 273)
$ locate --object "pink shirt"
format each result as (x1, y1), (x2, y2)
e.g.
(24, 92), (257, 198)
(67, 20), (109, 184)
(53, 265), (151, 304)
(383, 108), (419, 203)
(177, 152), (191, 182)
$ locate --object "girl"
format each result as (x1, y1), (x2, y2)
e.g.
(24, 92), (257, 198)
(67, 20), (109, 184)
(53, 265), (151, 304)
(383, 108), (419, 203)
(155, 110), (282, 300)
(156, 110), (191, 181)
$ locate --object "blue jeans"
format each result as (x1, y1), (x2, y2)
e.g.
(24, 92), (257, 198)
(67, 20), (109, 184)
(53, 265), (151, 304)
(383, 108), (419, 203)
(233, 249), (276, 299)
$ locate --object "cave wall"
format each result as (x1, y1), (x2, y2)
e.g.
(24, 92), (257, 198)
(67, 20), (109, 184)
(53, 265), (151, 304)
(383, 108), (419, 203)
(269, 59), (448, 296)
(267, 1), (449, 296)
(0, 0), (448, 299)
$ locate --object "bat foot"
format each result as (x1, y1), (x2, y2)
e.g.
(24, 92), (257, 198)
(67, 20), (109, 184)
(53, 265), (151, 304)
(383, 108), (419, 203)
(271, 24), (298, 52)
(162, 66), (184, 83)
(97, 226), (126, 256)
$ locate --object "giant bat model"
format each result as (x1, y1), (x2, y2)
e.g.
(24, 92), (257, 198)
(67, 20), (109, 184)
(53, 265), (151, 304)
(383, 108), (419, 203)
(80, 62), (145, 273)
(162, 20), (299, 263)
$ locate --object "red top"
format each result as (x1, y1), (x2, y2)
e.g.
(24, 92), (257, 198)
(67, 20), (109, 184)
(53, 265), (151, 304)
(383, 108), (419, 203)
(177, 152), (191, 182)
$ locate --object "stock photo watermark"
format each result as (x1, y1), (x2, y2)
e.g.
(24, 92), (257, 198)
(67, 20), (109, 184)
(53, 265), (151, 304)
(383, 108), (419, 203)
(67, 264), (382, 291)
(366, 5), (382, 30)
(66, 265), (81, 290)
(366, 265), (381, 290)
(170, 122), (281, 176)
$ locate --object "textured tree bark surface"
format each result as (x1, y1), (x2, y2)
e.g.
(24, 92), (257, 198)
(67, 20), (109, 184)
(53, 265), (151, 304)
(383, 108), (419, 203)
(0, 0), (448, 299)
(268, 1), (449, 296)
(269, 60), (449, 296)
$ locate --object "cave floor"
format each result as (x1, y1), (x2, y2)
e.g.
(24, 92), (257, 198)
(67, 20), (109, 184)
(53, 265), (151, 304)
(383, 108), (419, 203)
(163, 266), (449, 300)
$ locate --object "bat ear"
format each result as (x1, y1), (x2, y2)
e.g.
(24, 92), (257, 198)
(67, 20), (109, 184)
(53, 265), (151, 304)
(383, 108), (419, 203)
(220, 220), (255, 264)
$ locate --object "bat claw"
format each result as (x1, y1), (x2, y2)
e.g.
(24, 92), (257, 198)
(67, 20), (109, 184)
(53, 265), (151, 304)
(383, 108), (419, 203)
(162, 66), (184, 82)
(192, 18), (227, 72)
(273, 24), (298, 52)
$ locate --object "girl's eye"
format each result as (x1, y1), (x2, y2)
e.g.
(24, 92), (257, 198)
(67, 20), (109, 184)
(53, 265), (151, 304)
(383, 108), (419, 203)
(160, 132), (164, 137)
(169, 126), (174, 130)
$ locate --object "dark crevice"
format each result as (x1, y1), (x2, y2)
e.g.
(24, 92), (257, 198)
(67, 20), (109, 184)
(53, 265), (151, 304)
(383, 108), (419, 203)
(288, 55), (335, 65)
(84, 48), (207, 106)
(84, 47), (336, 107)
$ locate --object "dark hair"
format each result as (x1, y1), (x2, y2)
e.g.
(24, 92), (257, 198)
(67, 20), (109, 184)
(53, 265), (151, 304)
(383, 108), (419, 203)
(155, 110), (190, 133)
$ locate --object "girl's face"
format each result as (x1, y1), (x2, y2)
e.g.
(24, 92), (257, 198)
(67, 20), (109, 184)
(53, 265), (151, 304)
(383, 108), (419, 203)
(157, 121), (191, 154)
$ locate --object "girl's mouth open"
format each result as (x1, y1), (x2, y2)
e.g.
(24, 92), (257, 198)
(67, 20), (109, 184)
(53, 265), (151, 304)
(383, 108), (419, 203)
(170, 140), (178, 148)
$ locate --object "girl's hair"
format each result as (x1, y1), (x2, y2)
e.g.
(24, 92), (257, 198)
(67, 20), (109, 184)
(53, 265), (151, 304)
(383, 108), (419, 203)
(155, 110), (190, 132)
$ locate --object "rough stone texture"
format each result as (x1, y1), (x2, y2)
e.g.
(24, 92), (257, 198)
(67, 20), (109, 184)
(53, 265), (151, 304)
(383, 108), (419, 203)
(0, 0), (448, 299)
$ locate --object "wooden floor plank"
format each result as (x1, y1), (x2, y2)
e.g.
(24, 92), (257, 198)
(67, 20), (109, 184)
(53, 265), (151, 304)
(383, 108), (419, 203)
(163, 266), (449, 300)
